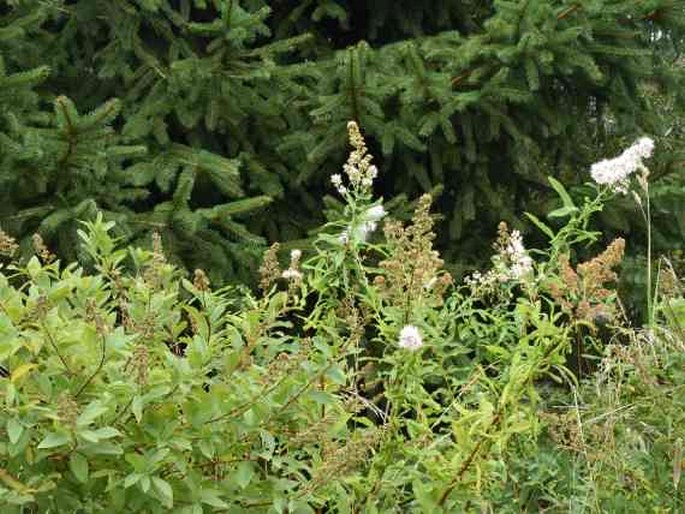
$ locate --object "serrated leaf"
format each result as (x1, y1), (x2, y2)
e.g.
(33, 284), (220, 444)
(69, 453), (89, 483)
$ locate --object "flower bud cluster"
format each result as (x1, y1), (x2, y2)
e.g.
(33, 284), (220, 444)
(466, 222), (534, 293)
(330, 121), (378, 196)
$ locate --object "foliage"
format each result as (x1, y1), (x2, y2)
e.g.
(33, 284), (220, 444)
(0, 1), (684, 286)
(2, 125), (684, 512)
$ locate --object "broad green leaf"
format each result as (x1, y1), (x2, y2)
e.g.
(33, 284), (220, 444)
(132, 395), (144, 423)
(77, 429), (101, 443)
(140, 475), (151, 493)
(7, 418), (23, 444)
(92, 426), (121, 439)
(199, 489), (229, 508)
(235, 461), (254, 489)
(76, 400), (108, 427)
(37, 431), (71, 450)
(152, 476), (173, 507)
(307, 390), (336, 405)
(69, 453), (89, 483)
(80, 441), (123, 455)
(124, 473), (142, 488)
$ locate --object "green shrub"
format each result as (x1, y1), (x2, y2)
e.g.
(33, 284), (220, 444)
(1, 124), (684, 512)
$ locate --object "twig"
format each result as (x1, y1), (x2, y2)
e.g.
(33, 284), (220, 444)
(75, 333), (106, 398)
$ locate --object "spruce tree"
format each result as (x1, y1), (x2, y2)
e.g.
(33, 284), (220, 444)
(1, 0), (683, 282)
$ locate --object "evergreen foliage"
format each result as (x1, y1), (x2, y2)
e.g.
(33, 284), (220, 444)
(1, 1), (684, 283)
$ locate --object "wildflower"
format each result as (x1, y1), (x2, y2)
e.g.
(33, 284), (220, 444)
(281, 268), (303, 280)
(398, 325), (424, 352)
(258, 242), (281, 291)
(282, 248), (303, 282)
(0, 228), (18, 257)
(590, 137), (654, 192)
(505, 230), (533, 279)
(364, 205), (386, 222)
(331, 173), (347, 195)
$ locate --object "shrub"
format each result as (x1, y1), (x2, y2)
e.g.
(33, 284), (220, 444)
(1, 124), (684, 512)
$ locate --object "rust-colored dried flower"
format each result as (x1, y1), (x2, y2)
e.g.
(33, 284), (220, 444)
(142, 232), (167, 288)
(546, 238), (625, 325)
(376, 194), (447, 313)
(258, 242), (281, 292)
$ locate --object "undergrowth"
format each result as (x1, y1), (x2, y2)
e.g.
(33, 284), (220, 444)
(1, 124), (683, 512)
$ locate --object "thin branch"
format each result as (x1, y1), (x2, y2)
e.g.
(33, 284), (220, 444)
(75, 333), (107, 398)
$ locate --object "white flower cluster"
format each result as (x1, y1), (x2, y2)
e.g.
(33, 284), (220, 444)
(465, 228), (534, 291)
(339, 204), (386, 244)
(504, 230), (534, 280)
(330, 165), (378, 196)
(331, 121), (379, 196)
(398, 325), (423, 352)
(281, 249), (303, 281)
(590, 137), (654, 192)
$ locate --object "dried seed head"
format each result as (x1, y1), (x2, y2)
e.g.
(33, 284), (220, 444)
(57, 393), (79, 428)
(0, 228), (18, 257)
(258, 243), (281, 292)
(193, 268), (210, 292)
(32, 233), (55, 264)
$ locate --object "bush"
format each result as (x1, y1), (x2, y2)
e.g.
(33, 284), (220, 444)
(1, 124), (684, 512)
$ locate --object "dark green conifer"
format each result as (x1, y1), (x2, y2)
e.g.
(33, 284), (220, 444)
(1, 1), (683, 281)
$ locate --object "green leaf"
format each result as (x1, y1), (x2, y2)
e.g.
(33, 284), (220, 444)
(7, 418), (23, 444)
(80, 441), (123, 455)
(124, 473), (142, 488)
(132, 395), (144, 423)
(140, 475), (151, 493)
(199, 489), (229, 508)
(524, 212), (555, 239)
(69, 453), (89, 483)
(548, 206), (578, 219)
(548, 176), (578, 211)
(37, 431), (71, 450)
(92, 426), (122, 439)
(152, 476), (174, 507)
(76, 400), (108, 427)
(77, 429), (101, 443)
(235, 461), (255, 489)
(307, 390), (336, 405)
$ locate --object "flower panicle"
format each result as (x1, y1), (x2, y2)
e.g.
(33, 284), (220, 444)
(590, 137), (654, 192)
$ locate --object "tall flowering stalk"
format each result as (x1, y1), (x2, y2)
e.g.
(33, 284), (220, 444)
(589, 136), (655, 326)
(332, 121), (385, 245)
